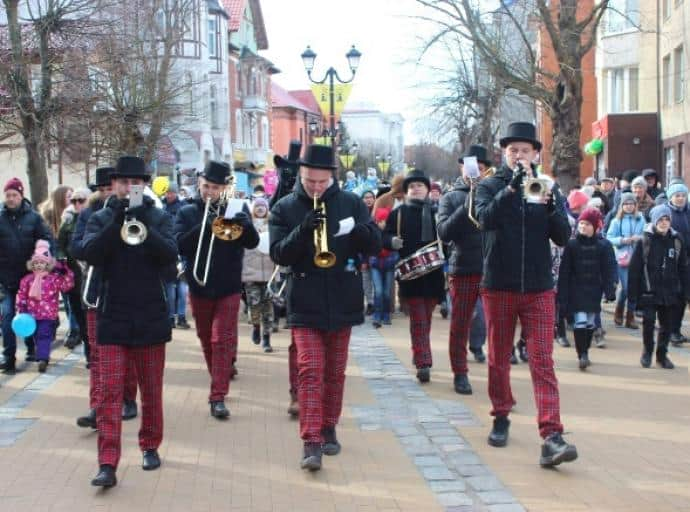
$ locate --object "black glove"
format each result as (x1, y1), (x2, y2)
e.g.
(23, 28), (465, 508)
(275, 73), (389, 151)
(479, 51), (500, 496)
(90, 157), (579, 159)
(232, 211), (252, 228)
(509, 166), (526, 192)
(546, 194), (556, 214)
(350, 223), (370, 248)
(108, 197), (127, 224)
(605, 294), (616, 302)
(127, 205), (147, 221)
(300, 208), (326, 232)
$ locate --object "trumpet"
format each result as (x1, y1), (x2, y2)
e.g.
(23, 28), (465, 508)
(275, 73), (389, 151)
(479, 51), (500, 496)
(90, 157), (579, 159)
(313, 194), (336, 268)
(523, 178), (551, 203)
(121, 218), (147, 245)
(192, 174), (244, 286)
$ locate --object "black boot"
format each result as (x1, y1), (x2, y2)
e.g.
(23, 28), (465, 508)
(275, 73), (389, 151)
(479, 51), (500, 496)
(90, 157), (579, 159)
(321, 426), (341, 456)
(77, 408), (97, 429)
(540, 432), (578, 467)
(453, 373), (472, 395)
(64, 331), (80, 349)
(640, 351), (652, 368)
(517, 338), (528, 362)
(210, 401), (230, 419)
(573, 329), (588, 369)
(510, 346), (518, 365)
(262, 333), (273, 353)
(142, 449), (161, 470)
(176, 316), (191, 329)
(0, 358), (16, 375)
(251, 325), (260, 345)
(300, 442), (322, 471)
(91, 464), (117, 487)
(122, 399), (138, 420)
(471, 347), (486, 363)
(488, 416), (510, 447)
(416, 366), (430, 383)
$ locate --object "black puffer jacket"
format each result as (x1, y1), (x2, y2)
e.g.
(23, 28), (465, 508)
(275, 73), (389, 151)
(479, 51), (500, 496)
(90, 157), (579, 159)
(437, 177), (483, 276)
(175, 198), (258, 299)
(557, 234), (617, 314)
(82, 197), (178, 346)
(383, 202), (445, 300)
(269, 179), (381, 330)
(0, 199), (53, 292)
(474, 164), (571, 292)
(628, 226), (690, 308)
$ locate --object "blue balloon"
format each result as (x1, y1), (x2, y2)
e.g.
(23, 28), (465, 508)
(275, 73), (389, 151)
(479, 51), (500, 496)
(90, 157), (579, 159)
(12, 313), (36, 338)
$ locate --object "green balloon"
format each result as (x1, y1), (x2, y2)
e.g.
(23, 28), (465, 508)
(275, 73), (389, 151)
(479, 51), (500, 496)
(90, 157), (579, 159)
(584, 142), (593, 155)
(590, 138), (603, 154)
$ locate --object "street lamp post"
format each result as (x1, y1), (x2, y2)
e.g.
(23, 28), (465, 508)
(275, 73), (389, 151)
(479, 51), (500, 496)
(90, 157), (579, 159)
(301, 45), (362, 152)
(376, 153), (392, 180)
(338, 141), (359, 173)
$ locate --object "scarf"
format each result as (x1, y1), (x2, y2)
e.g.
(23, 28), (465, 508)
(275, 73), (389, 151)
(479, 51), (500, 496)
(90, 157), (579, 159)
(29, 270), (49, 300)
(407, 198), (435, 242)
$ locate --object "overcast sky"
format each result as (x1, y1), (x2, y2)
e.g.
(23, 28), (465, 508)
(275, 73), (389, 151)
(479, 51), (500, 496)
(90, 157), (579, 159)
(260, 0), (447, 145)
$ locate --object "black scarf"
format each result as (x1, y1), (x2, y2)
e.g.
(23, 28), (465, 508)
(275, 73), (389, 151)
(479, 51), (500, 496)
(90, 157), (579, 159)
(407, 198), (435, 242)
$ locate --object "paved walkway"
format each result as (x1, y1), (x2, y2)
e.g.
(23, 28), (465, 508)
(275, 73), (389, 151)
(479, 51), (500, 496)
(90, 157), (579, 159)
(0, 305), (688, 511)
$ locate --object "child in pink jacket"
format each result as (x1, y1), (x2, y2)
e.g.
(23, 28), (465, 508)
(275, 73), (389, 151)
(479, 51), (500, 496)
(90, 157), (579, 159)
(16, 240), (74, 372)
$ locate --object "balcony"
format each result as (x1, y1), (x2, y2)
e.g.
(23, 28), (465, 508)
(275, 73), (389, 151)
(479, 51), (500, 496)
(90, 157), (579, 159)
(242, 95), (268, 113)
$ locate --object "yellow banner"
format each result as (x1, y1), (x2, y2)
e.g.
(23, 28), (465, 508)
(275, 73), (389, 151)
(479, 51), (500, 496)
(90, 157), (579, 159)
(310, 83), (354, 120)
(339, 154), (357, 169)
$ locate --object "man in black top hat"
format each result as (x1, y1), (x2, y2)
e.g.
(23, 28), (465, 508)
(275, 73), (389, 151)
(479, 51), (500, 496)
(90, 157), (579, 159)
(437, 145), (492, 396)
(269, 144), (381, 471)
(84, 156), (178, 488)
(474, 122), (578, 468)
(174, 160), (258, 420)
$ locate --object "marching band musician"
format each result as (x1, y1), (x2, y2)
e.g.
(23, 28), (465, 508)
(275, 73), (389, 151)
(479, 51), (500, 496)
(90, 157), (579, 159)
(437, 145), (491, 395)
(72, 166), (140, 430)
(383, 169), (445, 384)
(174, 161), (258, 420)
(473, 122), (578, 468)
(84, 156), (178, 487)
(269, 144), (381, 471)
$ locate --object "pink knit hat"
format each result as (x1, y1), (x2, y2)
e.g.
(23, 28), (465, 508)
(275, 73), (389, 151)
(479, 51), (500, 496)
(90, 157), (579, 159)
(567, 189), (590, 211)
(31, 239), (54, 266)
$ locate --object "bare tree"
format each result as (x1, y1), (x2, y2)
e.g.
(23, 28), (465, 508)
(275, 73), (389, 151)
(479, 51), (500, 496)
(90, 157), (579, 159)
(416, 0), (609, 190)
(405, 142), (457, 184)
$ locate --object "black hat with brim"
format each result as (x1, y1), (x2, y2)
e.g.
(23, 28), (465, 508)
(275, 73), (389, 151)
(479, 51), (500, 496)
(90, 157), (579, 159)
(110, 156), (151, 182)
(274, 140), (302, 169)
(459, 144), (492, 167)
(298, 144), (337, 171)
(499, 122), (542, 151)
(89, 166), (115, 191)
(200, 160), (231, 185)
(403, 169), (431, 192)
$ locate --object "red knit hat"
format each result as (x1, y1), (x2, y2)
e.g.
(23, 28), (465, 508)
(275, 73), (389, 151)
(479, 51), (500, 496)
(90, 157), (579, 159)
(4, 177), (24, 196)
(567, 189), (589, 211)
(578, 207), (603, 232)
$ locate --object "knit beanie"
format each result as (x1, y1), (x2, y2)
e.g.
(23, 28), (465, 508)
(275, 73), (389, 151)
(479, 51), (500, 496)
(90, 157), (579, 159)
(4, 177), (24, 196)
(667, 182), (689, 198)
(430, 182), (442, 194)
(650, 204), (672, 226)
(31, 239), (53, 266)
(578, 207), (603, 232)
(631, 176), (647, 189)
(620, 192), (636, 205)
(252, 197), (269, 211)
(567, 189), (589, 210)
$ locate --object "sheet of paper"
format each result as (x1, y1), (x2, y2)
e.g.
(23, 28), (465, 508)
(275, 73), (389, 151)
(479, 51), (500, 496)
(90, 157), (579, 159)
(463, 156), (480, 179)
(224, 198), (245, 219)
(335, 216), (355, 237)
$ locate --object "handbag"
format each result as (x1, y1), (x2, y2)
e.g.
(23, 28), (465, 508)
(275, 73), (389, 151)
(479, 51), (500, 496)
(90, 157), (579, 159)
(615, 247), (631, 267)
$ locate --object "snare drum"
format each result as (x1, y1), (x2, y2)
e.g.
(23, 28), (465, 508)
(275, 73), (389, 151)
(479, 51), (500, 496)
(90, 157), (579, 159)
(395, 241), (445, 281)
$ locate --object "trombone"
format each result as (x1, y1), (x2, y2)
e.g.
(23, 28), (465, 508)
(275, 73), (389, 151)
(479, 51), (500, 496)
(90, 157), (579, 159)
(192, 175), (244, 286)
(467, 167), (494, 228)
(313, 194), (336, 268)
(81, 264), (100, 309)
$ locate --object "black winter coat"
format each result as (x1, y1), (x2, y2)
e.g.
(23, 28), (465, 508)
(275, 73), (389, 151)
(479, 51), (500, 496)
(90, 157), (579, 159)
(163, 197), (184, 219)
(437, 177), (483, 276)
(669, 203), (690, 248)
(0, 199), (53, 292)
(269, 180), (381, 331)
(474, 165), (571, 292)
(82, 197), (178, 346)
(557, 234), (617, 314)
(628, 226), (690, 308)
(383, 202), (445, 300)
(175, 198), (259, 299)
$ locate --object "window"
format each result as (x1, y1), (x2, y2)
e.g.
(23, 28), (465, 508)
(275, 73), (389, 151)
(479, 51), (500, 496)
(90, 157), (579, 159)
(665, 146), (676, 184)
(663, 54), (671, 106)
(610, 68), (624, 113)
(605, 0), (640, 33)
(663, 0), (672, 19)
(674, 45), (684, 102)
(154, 8), (166, 34)
(261, 117), (269, 149)
(209, 85), (218, 128)
(207, 17), (217, 57)
(628, 67), (639, 111)
(235, 110), (243, 144)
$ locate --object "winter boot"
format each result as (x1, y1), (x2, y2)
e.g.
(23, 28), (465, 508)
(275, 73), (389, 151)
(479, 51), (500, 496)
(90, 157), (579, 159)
(251, 325), (260, 344)
(625, 310), (639, 329)
(613, 303), (624, 326)
(262, 333), (273, 353)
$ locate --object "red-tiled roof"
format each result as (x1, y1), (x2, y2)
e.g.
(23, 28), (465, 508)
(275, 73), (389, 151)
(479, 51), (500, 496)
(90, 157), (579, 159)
(224, 0), (244, 30)
(222, 0), (268, 49)
(290, 90), (320, 114)
(271, 82), (319, 114)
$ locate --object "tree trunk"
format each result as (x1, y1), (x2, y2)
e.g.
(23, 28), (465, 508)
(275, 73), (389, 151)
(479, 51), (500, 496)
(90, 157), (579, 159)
(24, 133), (48, 205)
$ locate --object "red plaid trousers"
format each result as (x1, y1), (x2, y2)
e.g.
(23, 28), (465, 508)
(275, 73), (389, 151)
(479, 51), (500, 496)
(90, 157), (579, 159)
(97, 343), (166, 468)
(87, 310), (137, 411)
(448, 275), (482, 375)
(189, 293), (239, 402)
(481, 288), (563, 438)
(407, 297), (437, 369)
(288, 331), (298, 397)
(292, 327), (351, 443)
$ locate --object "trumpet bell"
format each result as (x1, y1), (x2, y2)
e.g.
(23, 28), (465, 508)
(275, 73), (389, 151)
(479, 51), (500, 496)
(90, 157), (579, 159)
(211, 217), (243, 241)
(524, 178), (550, 204)
(121, 219), (147, 246)
(314, 251), (337, 268)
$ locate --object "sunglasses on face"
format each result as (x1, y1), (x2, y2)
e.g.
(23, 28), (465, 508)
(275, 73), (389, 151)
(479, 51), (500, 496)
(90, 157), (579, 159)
(71, 198), (86, 204)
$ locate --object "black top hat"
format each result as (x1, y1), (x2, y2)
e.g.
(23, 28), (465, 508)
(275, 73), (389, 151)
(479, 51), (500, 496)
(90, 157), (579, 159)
(200, 160), (231, 185)
(299, 144), (337, 170)
(274, 140), (302, 169)
(459, 145), (491, 167)
(499, 122), (542, 151)
(403, 169), (431, 193)
(89, 166), (115, 191)
(111, 156), (151, 181)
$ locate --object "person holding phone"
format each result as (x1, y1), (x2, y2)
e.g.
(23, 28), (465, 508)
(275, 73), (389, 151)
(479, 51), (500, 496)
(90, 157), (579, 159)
(83, 156), (178, 488)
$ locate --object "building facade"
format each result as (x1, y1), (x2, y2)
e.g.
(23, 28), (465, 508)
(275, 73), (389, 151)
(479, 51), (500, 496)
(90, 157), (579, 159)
(271, 83), (322, 157)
